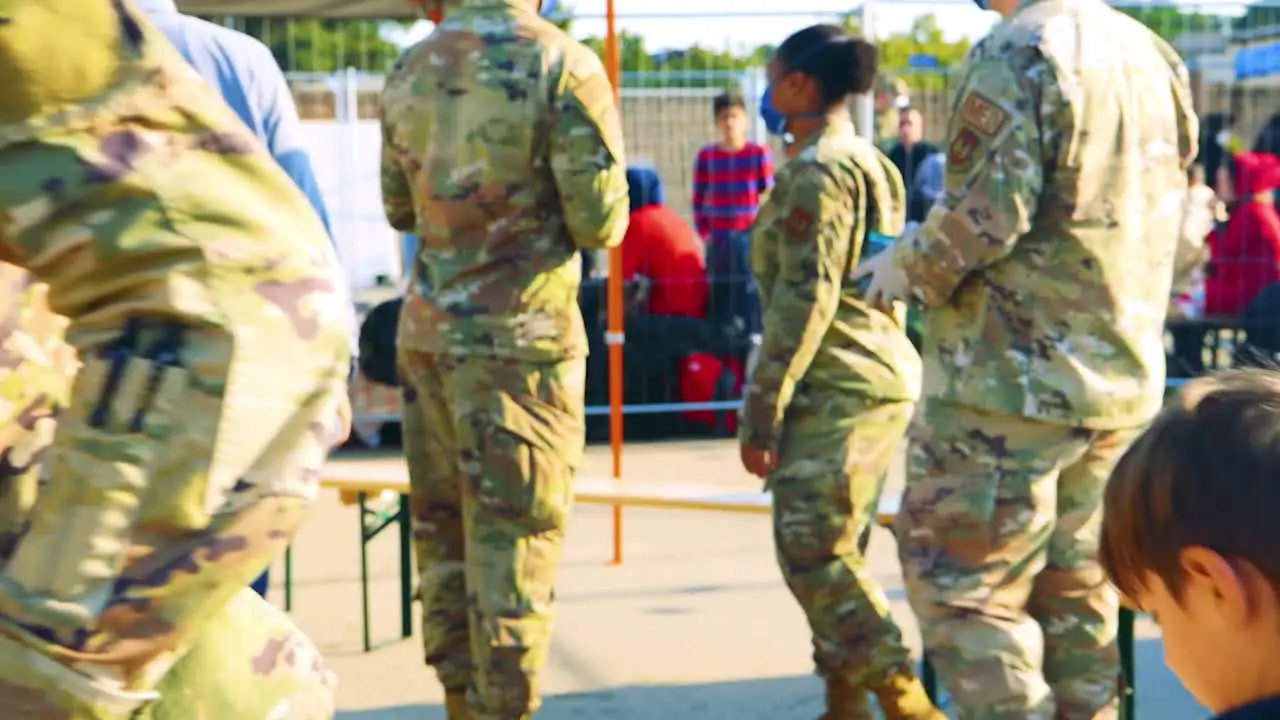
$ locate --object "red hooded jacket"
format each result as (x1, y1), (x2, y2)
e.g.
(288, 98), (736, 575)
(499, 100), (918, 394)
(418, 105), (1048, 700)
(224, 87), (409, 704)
(1205, 152), (1280, 316)
(621, 167), (708, 319)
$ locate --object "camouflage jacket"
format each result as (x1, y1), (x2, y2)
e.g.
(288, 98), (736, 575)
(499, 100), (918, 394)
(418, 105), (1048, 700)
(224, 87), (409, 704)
(887, 0), (1198, 428)
(382, 0), (630, 361)
(0, 0), (352, 362)
(740, 120), (922, 452)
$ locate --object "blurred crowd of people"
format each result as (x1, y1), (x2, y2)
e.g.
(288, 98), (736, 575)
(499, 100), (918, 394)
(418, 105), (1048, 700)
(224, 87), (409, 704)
(615, 101), (1280, 399)
(1171, 112), (1280, 321)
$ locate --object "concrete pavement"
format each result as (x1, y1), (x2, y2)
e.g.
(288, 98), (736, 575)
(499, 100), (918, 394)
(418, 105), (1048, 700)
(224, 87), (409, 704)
(269, 440), (1207, 719)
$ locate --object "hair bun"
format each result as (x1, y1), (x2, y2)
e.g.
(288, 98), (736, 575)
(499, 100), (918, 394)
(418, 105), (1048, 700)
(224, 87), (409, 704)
(843, 38), (879, 96)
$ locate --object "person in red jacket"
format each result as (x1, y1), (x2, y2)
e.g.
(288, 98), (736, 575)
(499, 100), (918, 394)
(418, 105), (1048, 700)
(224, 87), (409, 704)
(1205, 152), (1280, 316)
(621, 167), (709, 318)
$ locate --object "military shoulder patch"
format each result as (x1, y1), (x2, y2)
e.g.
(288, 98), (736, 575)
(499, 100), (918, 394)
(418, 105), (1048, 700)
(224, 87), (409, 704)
(958, 92), (1010, 138)
(947, 128), (982, 173)
(784, 208), (814, 240)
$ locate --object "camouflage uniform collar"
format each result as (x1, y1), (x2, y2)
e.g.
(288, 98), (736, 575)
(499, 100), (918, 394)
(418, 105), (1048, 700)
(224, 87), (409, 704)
(791, 116), (857, 157)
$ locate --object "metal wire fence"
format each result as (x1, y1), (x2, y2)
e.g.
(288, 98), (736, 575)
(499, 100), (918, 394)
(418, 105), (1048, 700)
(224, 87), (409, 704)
(195, 2), (1280, 434)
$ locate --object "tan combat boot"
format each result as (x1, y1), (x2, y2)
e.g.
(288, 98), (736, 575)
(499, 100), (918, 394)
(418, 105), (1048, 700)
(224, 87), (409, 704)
(820, 676), (873, 720)
(444, 691), (470, 720)
(870, 670), (947, 720)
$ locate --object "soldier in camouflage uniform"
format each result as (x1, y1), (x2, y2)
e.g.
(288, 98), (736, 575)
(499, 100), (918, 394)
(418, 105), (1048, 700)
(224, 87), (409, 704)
(380, 0), (629, 717)
(0, 263), (339, 718)
(742, 25), (940, 720)
(874, 75), (909, 149)
(854, 0), (1198, 716)
(0, 1), (353, 716)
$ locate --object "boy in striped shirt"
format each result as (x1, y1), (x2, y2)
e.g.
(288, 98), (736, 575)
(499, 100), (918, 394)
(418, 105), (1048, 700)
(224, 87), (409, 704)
(692, 90), (774, 339)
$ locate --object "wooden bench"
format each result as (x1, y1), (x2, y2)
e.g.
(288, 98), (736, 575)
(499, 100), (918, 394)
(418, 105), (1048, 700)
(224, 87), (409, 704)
(284, 462), (1137, 718)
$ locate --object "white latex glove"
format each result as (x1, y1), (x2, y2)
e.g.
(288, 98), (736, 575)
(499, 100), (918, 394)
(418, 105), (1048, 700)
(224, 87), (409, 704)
(850, 249), (910, 310)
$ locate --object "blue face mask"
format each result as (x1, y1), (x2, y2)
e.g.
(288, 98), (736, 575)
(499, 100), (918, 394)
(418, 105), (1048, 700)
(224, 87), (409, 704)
(540, 0), (558, 17)
(972, 0), (989, 7)
(759, 86), (787, 137)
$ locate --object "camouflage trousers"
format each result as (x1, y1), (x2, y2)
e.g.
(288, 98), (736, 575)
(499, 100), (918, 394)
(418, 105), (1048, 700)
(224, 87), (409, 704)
(3, 471), (336, 720)
(140, 587), (337, 719)
(398, 350), (586, 720)
(896, 399), (1141, 720)
(769, 393), (915, 685)
(0, 287), (348, 716)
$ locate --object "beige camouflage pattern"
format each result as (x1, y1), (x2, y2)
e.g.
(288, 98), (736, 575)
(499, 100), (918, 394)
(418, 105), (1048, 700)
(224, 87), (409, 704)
(382, 0), (629, 363)
(897, 399), (1139, 719)
(888, 0), (1197, 718)
(0, 1), (351, 715)
(741, 118), (922, 700)
(771, 396), (915, 689)
(887, 0), (1197, 428)
(382, 2), (621, 715)
(399, 349), (585, 720)
(142, 588), (337, 720)
(741, 119), (920, 454)
(0, 266), (76, 566)
(0, 268), (337, 718)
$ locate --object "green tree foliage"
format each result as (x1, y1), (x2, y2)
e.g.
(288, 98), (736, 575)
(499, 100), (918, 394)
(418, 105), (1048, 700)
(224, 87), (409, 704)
(222, 10), (978, 84)
(548, 3), (574, 32)
(875, 15), (970, 92)
(575, 13), (968, 91)
(1117, 4), (1222, 43)
(200, 17), (410, 73)
(1233, 2), (1280, 34)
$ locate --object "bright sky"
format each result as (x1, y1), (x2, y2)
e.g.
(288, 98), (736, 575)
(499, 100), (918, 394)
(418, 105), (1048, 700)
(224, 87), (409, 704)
(560, 0), (1000, 50)
(386, 0), (1250, 55)
(388, 0), (1001, 52)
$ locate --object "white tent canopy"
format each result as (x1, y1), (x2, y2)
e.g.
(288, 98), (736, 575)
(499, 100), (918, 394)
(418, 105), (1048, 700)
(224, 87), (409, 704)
(175, 1), (421, 18)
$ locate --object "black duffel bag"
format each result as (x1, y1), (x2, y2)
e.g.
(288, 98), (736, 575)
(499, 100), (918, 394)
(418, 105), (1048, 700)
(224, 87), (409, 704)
(1233, 281), (1280, 370)
(358, 296), (403, 387)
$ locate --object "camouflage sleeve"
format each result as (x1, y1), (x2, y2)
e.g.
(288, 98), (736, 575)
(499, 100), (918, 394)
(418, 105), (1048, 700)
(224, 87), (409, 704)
(0, 0), (351, 663)
(889, 50), (1058, 309)
(379, 63), (416, 233)
(739, 165), (854, 452)
(1152, 34), (1199, 171)
(549, 46), (630, 251)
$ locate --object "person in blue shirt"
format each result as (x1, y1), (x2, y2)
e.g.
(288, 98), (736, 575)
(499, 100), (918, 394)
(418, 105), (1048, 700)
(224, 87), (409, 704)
(136, 0), (334, 236)
(136, 0), (356, 600)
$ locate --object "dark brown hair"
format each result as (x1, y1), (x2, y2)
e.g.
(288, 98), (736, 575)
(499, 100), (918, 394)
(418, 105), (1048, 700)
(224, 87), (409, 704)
(713, 90), (745, 120)
(776, 24), (879, 106)
(1100, 369), (1280, 604)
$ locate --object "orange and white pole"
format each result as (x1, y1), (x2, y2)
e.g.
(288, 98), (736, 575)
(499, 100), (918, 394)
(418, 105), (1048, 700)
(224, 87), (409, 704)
(602, 0), (625, 565)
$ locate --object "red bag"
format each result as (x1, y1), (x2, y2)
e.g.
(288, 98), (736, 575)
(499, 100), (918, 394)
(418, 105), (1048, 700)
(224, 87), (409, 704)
(678, 353), (742, 434)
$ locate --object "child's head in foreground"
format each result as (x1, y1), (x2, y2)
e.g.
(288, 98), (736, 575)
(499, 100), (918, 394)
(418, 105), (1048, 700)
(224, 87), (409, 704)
(1101, 369), (1280, 715)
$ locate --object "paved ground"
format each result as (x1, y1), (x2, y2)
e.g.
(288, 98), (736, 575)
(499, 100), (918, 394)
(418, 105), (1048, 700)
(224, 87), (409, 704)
(271, 439), (1208, 719)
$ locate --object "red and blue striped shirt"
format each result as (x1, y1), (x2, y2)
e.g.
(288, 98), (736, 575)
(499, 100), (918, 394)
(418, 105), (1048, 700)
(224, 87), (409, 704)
(691, 142), (774, 237)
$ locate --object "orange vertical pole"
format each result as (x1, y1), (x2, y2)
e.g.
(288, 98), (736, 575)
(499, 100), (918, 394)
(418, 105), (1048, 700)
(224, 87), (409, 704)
(603, 0), (625, 566)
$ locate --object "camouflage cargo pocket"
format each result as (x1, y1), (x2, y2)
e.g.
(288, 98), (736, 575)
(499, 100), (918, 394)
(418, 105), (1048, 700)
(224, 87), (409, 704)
(469, 391), (576, 532)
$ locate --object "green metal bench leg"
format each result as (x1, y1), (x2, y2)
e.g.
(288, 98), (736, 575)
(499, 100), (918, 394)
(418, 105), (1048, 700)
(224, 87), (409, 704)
(922, 655), (938, 702)
(283, 545), (293, 612)
(1119, 607), (1136, 720)
(398, 493), (413, 639)
(359, 492), (372, 653)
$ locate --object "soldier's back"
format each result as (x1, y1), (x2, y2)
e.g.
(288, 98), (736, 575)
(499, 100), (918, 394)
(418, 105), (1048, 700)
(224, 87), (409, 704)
(938, 0), (1194, 427)
(383, 1), (598, 362)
